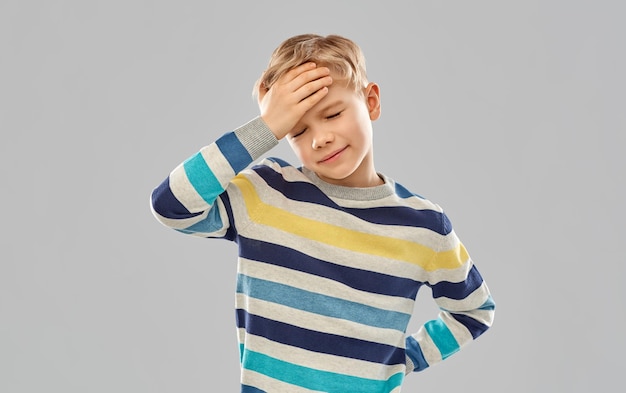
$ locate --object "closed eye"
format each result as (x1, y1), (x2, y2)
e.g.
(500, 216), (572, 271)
(291, 128), (306, 138)
(327, 111), (341, 119)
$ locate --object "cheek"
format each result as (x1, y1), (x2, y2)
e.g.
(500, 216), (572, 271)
(288, 140), (310, 162)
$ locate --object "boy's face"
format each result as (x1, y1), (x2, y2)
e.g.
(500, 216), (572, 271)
(286, 73), (382, 188)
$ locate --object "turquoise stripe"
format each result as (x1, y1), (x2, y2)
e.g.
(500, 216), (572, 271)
(479, 295), (496, 310)
(424, 318), (460, 359)
(183, 152), (224, 205)
(237, 274), (411, 331)
(240, 345), (404, 393)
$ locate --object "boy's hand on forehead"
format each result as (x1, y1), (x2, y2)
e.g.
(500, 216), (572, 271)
(258, 62), (332, 140)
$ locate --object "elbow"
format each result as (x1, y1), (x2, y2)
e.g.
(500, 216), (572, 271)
(476, 295), (496, 338)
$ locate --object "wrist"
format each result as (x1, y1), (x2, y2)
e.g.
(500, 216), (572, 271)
(260, 115), (284, 140)
(233, 117), (279, 160)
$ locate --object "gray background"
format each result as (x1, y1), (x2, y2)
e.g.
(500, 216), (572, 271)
(2, 1), (624, 392)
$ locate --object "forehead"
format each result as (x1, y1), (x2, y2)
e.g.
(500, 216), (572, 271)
(314, 75), (361, 107)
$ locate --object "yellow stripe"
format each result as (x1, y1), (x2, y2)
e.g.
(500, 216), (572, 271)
(234, 176), (468, 271)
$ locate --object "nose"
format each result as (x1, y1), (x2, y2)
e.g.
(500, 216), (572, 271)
(311, 129), (334, 150)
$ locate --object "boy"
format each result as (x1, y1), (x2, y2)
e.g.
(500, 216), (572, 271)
(150, 34), (495, 393)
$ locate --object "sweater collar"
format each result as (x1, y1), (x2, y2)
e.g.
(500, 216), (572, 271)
(301, 167), (395, 201)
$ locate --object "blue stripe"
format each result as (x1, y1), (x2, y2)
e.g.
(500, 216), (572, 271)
(430, 265), (484, 300)
(252, 166), (448, 233)
(394, 182), (425, 199)
(151, 178), (202, 219)
(241, 385), (265, 393)
(424, 318), (460, 359)
(235, 310), (406, 365)
(177, 206), (223, 234)
(239, 236), (422, 299)
(237, 274), (411, 331)
(405, 336), (429, 372)
(240, 346), (405, 392)
(265, 156), (291, 167)
(183, 152), (223, 204)
(216, 132), (252, 173)
(344, 206), (448, 233)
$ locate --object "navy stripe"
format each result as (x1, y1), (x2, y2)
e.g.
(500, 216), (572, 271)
(220, 191), (238, 241)
(236, 309), (406, 365)
(450, 313), (490, 339)
(151, 178), (202, 219)
(344, 206), (448, 233)
(430, 265), (484, 300)
(252, 165), (448, 234)
(239, 236), (421, 299)
(252, 164), (336, 204)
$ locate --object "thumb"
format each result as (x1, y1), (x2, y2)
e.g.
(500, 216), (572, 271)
(257, 81), (269, 105)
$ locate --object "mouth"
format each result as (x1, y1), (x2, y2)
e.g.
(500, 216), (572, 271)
(318, 146), (348, 163)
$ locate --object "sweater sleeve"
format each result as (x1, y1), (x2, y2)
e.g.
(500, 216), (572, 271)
(405, 212), (495, 374)
(150, 117), (278, 238)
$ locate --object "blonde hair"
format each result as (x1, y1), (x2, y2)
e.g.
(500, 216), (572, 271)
(253, 34), (368, 98)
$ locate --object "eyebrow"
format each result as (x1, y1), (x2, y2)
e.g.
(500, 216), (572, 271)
(316, 100), (344, 115)
(290, 100), (346, 136)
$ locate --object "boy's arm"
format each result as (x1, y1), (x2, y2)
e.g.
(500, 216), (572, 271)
(150, 117), (278, 237)
(150, 62), (333, 237)
(405, 216), (495, 374)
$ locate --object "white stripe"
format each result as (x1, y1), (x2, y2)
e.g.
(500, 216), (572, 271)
(236, 293), (406, 346)
(435, 282), (492, 311)
(440, 311), (474, 345)
(150, 204), (209, 230)
(427, 257), (473, 285)
(200, 143), (236, 182)
(412, 327), (443, 366)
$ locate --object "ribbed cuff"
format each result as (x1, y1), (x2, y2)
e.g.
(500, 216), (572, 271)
(405, 355), (415, 375)
(233, 116), (279, 160)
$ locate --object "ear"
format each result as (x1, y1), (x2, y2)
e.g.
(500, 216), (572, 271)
(364, 82), (381, 120)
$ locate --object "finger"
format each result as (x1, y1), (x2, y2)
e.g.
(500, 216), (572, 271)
(257, 81), (269, 103)
(283, 62), (317, 81)
(284, 63), (330, 88)
(293, 66), (331, 88)
(298, 85), (329, 111)
(294, 75), (332, 102)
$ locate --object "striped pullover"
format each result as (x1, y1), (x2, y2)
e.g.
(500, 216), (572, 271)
(150, 117), (495, 393)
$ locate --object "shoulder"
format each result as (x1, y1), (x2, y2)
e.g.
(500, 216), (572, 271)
(390, 180), (442, 212)
(387, 179), (453, 235)
(250, 157), (304, 179)
(237, 156), (310, 187)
